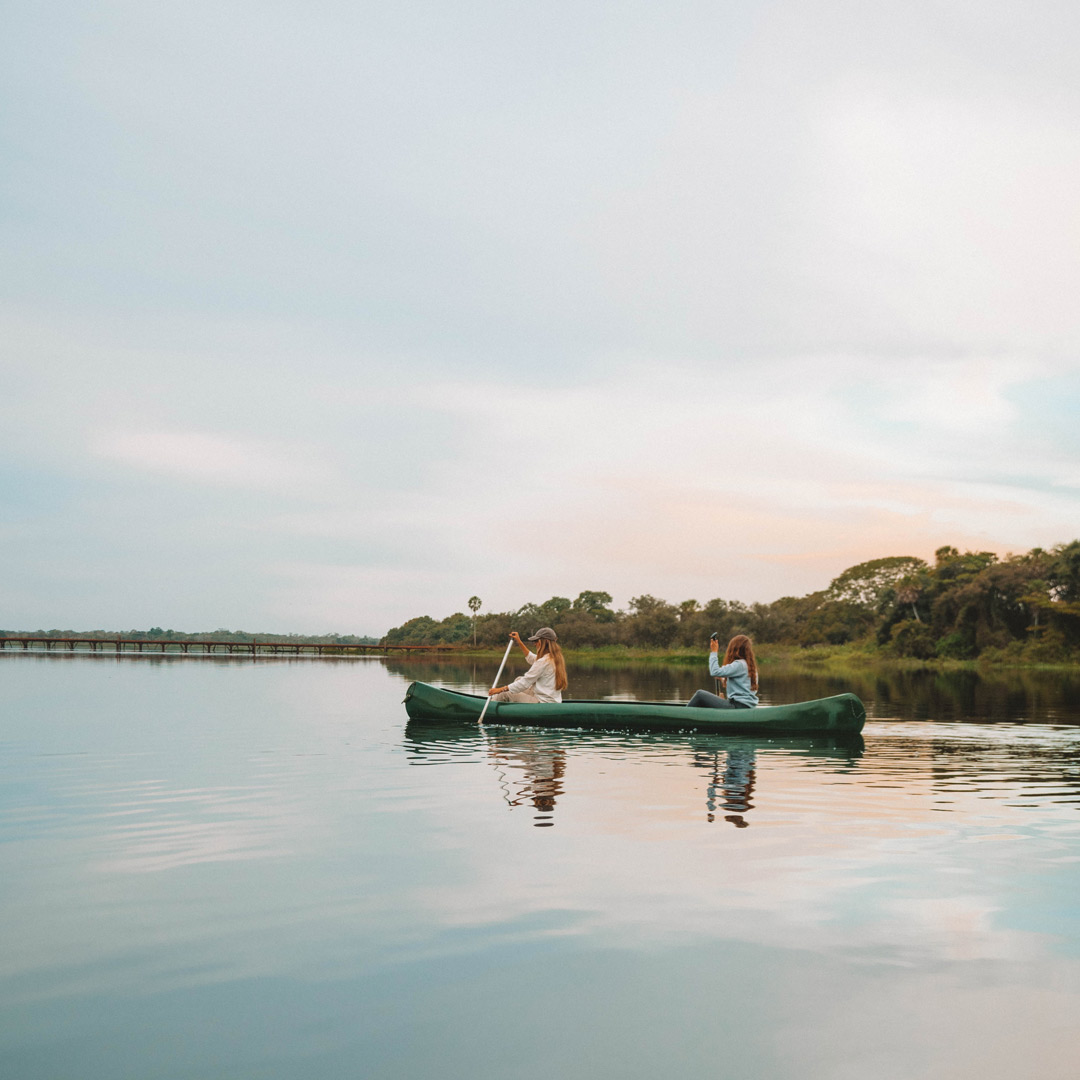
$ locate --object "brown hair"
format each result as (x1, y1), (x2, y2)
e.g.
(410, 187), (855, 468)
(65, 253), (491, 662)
(535, 637), (568, 692)
(723, 634), (758, 692)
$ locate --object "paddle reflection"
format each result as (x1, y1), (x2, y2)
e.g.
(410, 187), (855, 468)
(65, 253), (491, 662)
(404, 721), (863, 828)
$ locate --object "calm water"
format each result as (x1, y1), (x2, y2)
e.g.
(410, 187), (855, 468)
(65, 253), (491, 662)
(2, 654), (1080, 1079)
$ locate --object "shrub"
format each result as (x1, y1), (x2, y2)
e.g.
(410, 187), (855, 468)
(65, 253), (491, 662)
(889, 620), (937, 659)
(935, 631), (976, 660)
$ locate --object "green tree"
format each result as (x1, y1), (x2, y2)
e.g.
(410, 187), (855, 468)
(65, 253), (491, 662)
(1029, 541), (1080, 646)
(382, 615), (439, 645)
(624, 595), (679, 647)
(534, 596), (572, 626)
(798, 600), (873, 645)
(745, 594), (814, 643)
(572, 591), (615, 622)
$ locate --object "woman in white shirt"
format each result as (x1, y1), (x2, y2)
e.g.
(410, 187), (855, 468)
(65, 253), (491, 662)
(488, 627), (567, 703)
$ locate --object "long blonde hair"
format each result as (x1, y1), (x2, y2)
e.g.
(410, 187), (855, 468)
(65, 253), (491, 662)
(723, 634), (758, 692)
(535, 638), (568, 692)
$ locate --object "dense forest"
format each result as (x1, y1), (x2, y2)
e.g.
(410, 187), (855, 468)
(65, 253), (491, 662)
(382, 542), (1080, 662)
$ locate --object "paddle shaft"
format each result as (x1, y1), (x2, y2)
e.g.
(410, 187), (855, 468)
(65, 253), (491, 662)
(477, 638), (515, 724)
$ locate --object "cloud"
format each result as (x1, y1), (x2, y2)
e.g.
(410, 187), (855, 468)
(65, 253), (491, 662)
(3, 324), (1077, 632)
(90, 430), (331, 492)
(875, 359), (1027, 434)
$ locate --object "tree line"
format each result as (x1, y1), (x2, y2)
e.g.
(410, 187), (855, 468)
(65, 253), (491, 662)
(381, 542), (1080, 662)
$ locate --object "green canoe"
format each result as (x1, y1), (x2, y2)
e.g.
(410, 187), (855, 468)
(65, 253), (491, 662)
(403, 681), (866, 735)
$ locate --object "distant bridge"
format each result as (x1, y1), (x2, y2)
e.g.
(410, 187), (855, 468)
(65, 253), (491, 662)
(0, 636), (464, 658)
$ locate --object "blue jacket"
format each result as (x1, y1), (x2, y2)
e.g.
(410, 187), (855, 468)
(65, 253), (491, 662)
(708, 654), (759, 707)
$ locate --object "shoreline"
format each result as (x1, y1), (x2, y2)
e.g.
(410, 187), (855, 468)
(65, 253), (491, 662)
(428, 643), (1080, 673)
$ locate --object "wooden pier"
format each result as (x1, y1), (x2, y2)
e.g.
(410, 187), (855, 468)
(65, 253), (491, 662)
(0, 636), (462, 658)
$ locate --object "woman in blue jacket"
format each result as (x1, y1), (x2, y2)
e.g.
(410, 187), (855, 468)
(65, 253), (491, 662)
(688, 634), (759, 709)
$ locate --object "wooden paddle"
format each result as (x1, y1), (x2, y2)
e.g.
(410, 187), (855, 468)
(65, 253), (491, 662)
(477, 637), (515, 725)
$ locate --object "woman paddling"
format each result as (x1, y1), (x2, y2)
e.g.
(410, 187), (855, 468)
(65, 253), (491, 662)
(688, 634), (759, 710)
(488, 628), (567, 704)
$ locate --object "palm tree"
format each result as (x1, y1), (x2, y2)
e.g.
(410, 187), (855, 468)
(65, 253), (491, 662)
(896, 583), (921, 622)
(468, 596), (482, 647)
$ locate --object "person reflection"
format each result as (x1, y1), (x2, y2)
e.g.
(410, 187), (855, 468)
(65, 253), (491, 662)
(489, 732), (567, 826)
(696, 746), (756, 827)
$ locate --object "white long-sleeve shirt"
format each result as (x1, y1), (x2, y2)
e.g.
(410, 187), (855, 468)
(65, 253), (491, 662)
(506, 651), (563, 703)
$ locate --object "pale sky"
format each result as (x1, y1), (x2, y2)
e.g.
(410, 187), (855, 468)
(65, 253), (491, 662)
(3, 1), (1079, 635)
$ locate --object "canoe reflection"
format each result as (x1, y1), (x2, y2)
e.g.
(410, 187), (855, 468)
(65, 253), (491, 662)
(404, 722), (863, 828)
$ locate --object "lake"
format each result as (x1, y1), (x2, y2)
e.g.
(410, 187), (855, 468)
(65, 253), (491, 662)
(2, 653), (1080, 1079)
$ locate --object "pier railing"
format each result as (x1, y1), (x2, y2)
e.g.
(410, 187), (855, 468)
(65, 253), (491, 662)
(0, 636), (464, 658)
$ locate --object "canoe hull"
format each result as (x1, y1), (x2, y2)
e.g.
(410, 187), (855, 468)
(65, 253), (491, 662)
(403, 681), (866, 735)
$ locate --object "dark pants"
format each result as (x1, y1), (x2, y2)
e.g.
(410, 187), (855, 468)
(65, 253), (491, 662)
(687, 689), (753, 710)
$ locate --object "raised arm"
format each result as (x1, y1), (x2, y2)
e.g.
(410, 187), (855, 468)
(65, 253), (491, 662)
(709, 654), (747, 678)
(488, 632), (538, 695)
(708, 636), (722, 679)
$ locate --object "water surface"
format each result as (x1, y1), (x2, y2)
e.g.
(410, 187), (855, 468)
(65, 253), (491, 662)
(2, 654), (1079, 1079)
